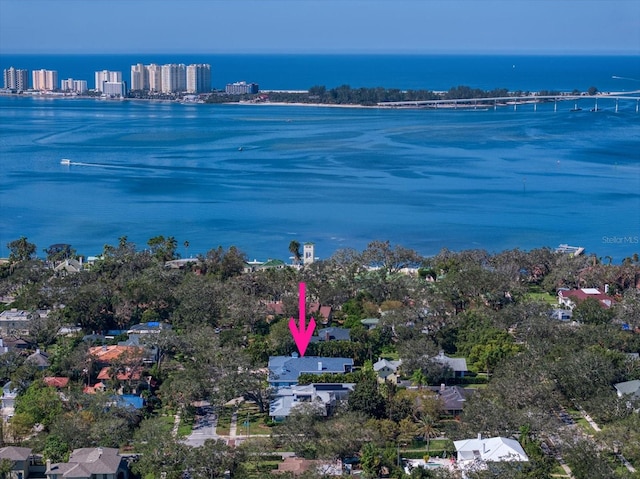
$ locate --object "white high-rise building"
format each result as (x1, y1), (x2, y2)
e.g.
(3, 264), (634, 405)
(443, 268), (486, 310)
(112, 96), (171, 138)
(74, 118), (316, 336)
(161, 64), (186, 93)
(61, 78), (87, 93)
(130, 63), (149, 91)
(32, 69), (57, 91)
(95, 70), (122, 92)
(186, 64), (211, 94)
(147, 64), (162, 92)
(3, 67), (29, 90)
(303, 242), (316, 265)
(103, 81), (126, 97)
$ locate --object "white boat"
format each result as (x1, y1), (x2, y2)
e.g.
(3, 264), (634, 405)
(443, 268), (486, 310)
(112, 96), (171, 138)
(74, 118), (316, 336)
(60, 159), (71, 165)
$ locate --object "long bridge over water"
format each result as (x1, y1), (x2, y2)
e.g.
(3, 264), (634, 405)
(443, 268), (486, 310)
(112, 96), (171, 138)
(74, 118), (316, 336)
(377, 91), (640, 112)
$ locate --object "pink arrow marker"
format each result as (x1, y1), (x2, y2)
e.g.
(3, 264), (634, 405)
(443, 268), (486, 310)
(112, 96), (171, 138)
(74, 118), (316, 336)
(289, 282), (316, 357)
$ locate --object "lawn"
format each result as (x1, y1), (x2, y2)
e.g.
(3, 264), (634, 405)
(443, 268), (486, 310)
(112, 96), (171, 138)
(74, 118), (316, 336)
(526, 286), (558, 306)
(216, 401), (272, 437)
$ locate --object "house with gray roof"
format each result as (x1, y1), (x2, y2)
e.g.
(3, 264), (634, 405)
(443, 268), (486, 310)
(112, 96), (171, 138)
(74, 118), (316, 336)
(27, 349), (50, 370)
(0, 309), (33, 336)
(268, 355), (354, 388)
(360, 318), (380, 330)
(310, 327), (351, 343)
(126, 321), (172, 335)
(373, 358), (402, 383)
(614, 380), (640, 399)
(46, 447), (129, 479)
(428, 384), (474, 416)
(269, 383), (355, 420)
(0, 446), (33, 479)
(432, 351), (468, 377)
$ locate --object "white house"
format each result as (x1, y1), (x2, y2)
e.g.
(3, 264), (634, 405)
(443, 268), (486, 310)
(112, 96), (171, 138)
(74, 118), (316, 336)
(453, 435), (528, 474)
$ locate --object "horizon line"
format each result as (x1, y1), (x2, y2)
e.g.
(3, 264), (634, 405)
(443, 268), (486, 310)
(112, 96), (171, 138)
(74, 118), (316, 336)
(2, 50), (639, 57)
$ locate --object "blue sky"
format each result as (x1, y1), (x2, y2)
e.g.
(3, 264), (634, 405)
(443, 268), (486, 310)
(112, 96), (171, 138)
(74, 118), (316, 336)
(0, 0), (639, 54)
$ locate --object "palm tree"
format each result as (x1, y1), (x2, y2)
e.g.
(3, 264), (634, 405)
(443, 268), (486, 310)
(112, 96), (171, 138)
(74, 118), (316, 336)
(410, 369), (427, 389)
(415, 414), (439, 452)
(288, 240), (301, 266)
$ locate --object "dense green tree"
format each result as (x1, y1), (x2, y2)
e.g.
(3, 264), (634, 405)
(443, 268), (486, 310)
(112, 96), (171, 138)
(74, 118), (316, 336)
(42, 434), (70, 462)
(132, 417), (189, 479)
(289, 240), (301, 266)
(348, 371), (387, 419)
(185, 439), (242, 479)
(564, 437), (614, 479)
(13, 379), (63, 430)
(7, 236), (37, 262)
(572, 297), (615, 324)
(147, 235), (178, 262)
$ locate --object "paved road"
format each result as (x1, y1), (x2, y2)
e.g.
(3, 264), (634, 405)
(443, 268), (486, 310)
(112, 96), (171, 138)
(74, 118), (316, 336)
(183, 404), (220, 447)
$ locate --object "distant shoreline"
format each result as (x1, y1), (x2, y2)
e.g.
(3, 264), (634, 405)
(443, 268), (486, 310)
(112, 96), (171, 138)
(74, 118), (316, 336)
(2, 90), (637, 112)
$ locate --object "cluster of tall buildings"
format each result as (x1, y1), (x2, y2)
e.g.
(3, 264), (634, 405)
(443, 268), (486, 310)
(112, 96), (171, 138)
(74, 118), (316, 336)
(131, 63), (211, 94)
(3, 62), (244, 97)
(3, 67), (29, 91)
(95, 70), (126, 96)
(3, 66), (88, 94)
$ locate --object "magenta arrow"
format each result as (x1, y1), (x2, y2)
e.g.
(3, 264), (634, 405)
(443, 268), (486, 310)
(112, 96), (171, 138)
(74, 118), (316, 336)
(289, 282), (316, 357)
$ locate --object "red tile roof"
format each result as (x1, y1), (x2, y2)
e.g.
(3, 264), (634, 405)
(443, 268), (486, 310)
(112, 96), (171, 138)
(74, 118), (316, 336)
(43, 377), (69, 388)
(96, 366), (142, 381)
(558, 288), (614, 308)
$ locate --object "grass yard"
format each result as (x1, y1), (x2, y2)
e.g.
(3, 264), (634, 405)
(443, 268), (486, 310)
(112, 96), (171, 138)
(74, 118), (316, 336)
(158, 414), (175, 432)
(178, 414), (194, 437)
(526, 286), (558, 306)
(216, 401), (272, 437)
(236, 401), (273, 436)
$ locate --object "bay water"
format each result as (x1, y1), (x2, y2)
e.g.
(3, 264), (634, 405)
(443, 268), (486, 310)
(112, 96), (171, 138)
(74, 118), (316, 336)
(1, 55), (639, 262)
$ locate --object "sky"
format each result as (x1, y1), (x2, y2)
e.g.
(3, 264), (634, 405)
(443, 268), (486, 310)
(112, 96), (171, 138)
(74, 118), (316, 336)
(0, 0), (639, 55)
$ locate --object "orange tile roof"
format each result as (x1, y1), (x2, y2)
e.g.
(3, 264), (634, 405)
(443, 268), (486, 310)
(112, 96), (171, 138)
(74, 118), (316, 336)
(43, 377), (69, 388)
(96, 366), (142, 381)
(83, 382), (106, 394)
(88, 345), (143, 363)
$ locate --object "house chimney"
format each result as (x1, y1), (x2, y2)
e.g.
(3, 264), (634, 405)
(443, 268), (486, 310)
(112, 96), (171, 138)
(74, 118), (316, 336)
(604, 284), (609, 293)
(325, 332), (330, 341)
(318, 361), (323, 371)
(440, 383), (445, 392)
(46, 459), (51, 472)
(478, 433), (482, 440)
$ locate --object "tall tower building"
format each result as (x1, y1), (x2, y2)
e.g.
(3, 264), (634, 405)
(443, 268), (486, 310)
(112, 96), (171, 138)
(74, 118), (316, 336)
(147, 64), (162, 92)
(3, 67), (29, 90)
(61, 78), (87, 93)
(95, 70), (122, 92)
(32, 69), (58, 90)
(161, 64), (186, 93)
(186, 64), (211, 94)
(303, 243), (316, 265)
(130, 63), (149, 91)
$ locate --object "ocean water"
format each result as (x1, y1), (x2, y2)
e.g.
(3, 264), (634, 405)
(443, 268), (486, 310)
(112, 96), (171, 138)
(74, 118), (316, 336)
(2, 53), (640, 92)
(1, 55), (639, 262)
